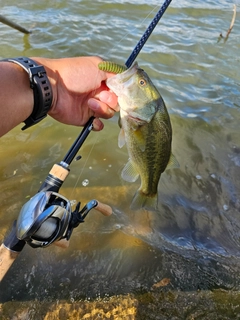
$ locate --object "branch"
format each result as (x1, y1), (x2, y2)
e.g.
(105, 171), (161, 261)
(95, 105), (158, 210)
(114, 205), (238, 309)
(218, 4), (237, 42)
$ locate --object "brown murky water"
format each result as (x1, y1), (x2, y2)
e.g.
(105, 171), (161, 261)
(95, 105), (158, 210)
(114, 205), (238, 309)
(0, 0), (240, 318)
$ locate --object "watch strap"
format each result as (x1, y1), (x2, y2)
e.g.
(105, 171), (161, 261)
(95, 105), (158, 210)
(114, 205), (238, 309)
(3, 57), (53, 130)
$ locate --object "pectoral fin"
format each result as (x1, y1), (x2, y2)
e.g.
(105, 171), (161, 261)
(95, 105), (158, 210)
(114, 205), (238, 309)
(166, 153), (180, 170)
(118, 115), (122, 128)
(121, 159), (139, 182)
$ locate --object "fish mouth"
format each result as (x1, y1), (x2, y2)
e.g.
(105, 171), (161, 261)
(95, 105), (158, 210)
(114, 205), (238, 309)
(118, 62), (139, 80)
(107, 62), (139, 87)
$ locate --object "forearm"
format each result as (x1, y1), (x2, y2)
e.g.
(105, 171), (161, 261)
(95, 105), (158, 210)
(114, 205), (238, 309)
(0, 61), (33, 136)
(0, 56), (118, 136)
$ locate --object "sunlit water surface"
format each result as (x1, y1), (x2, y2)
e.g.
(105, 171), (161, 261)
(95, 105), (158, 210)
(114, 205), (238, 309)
(0, 0), (240, 306)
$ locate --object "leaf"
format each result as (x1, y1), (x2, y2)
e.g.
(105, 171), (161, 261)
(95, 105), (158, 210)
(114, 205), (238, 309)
(152, 278), (171, 288)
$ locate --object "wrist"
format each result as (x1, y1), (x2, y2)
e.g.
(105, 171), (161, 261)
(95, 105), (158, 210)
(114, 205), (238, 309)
(31, 57), (57, 114)
(2, 57), (53, 130)
(0, 61), (33, 136)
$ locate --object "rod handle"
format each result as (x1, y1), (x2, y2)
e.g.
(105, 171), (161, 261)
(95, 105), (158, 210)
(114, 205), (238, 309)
(95, 201), (112, 216)
(0, 244), (20, 282)
(39, 163), (69, 192)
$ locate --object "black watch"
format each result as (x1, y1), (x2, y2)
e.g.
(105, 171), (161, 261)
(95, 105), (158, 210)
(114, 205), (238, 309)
(3, 57), (53, 130)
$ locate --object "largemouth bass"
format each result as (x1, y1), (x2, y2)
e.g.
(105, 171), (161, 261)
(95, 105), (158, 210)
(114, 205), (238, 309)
(100, 61), (178, 211)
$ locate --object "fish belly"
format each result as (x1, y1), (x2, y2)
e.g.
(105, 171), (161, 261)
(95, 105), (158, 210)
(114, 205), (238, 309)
(123, 110), (172, 211)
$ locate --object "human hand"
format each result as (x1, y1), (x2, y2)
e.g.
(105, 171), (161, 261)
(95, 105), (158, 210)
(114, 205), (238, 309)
(33, 56), (119, 131)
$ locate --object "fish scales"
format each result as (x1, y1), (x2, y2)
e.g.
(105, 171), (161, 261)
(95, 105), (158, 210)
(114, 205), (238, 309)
(124, 98), (172, 198)
(100, 61), (177, 211)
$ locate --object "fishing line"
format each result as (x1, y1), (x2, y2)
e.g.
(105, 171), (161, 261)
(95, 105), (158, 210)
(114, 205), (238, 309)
(69, 0), (172, 198)
(69, 132), (99, 199)
(104, 4), (160, 60)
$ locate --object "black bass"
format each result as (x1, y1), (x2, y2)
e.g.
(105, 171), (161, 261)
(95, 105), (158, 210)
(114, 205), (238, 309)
(99, 61), (178, 211)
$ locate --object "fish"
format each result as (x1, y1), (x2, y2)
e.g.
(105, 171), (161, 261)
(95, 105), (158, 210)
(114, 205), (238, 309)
(99, 61), (178, 211)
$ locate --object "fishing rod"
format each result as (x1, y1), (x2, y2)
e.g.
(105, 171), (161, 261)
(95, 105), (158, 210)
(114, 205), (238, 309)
(0, 0), (172, 282)
(125, 0), (172, 68)
(0, 14), (31, 34)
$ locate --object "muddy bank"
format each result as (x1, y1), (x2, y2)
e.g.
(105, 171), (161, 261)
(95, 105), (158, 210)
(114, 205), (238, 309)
(1, 289), (240, 320)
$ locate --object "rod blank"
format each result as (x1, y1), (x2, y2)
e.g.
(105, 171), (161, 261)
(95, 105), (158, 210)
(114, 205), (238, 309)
(0, 14), (31, 34)
(125, 0), (172, 68)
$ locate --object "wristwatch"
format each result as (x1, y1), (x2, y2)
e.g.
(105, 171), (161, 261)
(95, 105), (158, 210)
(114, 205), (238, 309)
(3, 57), (53, 130)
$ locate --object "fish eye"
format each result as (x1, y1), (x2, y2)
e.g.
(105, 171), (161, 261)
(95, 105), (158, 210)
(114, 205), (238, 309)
(139, 78), (146, 86)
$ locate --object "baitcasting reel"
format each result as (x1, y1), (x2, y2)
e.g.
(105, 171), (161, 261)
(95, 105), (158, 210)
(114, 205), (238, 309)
(16, 190), (101, 248)
(2, 117), (111, 255)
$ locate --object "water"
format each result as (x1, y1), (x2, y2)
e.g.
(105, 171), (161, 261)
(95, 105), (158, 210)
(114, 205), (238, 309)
(0, 0), (240, 316)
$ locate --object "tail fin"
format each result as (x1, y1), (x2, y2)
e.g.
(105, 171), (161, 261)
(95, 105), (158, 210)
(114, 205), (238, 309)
(130, 190), (158, 211)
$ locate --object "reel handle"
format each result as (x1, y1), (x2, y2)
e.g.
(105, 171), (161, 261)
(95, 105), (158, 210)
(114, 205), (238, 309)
(95, 201), (112, 216)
